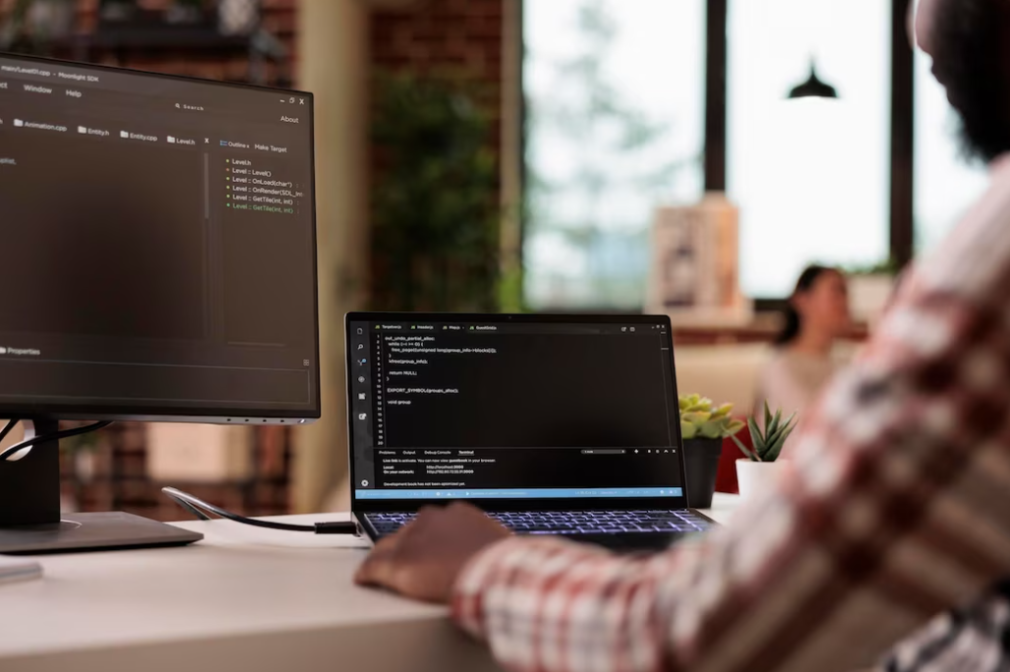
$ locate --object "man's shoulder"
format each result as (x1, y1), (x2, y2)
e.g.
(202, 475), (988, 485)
(916, 157), (1010, 302)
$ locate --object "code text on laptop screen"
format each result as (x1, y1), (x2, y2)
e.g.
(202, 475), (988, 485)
(348, 318), (685, 501)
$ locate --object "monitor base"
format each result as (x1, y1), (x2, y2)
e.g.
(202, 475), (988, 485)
(0, 511), (203, 555)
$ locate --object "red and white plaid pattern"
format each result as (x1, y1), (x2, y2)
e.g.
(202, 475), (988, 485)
(882, 580), (1010, 672)
(451, 160), (1010, 672)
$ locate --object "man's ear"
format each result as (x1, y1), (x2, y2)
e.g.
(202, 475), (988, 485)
(907, 0), (919, 50)
(914, 0), (939, 54)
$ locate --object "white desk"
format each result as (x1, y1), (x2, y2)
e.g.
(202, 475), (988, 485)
(0, 494), (741, 672)
(703, 492), (741, 525)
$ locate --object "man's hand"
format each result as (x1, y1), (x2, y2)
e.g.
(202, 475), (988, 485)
(354, 502), (512, 604)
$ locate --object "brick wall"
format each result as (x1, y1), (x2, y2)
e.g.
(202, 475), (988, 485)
(371, 0), (503, 145)
(368, 0), (505, 304)
(1, 0), (298, 84)
(59, 423), (292, 521)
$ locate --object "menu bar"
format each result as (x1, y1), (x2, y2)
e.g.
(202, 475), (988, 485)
(355, 487), (684, 500)
(0, 56), (307, 112)
(369, 323), (667, 335)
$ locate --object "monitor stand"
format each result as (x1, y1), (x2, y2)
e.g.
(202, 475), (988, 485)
(0, 419), (202, 554)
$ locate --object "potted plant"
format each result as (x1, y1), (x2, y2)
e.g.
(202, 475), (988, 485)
(679, 394), (745, 508)
(370, 72), (506, 312)
(1, 0), (76, 52)
(98, 0), (139, 24)
(731, 403), (797, 499)
(166, 0), (205, 25)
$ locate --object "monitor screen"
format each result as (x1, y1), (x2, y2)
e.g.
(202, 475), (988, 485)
(347, 315), (685, 503)
(0, 54), (319, 421)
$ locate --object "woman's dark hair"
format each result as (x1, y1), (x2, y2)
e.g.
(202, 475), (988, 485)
(775, 265), (834, 346)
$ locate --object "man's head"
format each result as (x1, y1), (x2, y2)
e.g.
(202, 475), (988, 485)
(915, 0), (1010, 163)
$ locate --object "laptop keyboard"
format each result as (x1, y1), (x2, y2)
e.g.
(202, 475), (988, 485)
(365, 510), (712, 537)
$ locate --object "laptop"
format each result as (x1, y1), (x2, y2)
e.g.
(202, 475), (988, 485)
(346, 312), (715, 552)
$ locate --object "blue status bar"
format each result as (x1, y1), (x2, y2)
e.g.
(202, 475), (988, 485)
(355, 487), (684, 500)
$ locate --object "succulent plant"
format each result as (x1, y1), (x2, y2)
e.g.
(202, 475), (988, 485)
(679, 394), (746, 441)
(731, 401), (797, 462)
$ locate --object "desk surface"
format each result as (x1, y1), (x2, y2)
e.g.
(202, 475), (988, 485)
(0, 494), (740, 672)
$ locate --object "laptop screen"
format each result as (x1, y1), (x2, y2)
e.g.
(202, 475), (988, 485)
(347, 315), (686, 503)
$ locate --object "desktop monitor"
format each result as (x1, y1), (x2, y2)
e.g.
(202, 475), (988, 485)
(0, 53), (319, 553)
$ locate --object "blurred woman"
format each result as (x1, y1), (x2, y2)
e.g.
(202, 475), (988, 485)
(755, 265), (852, 422)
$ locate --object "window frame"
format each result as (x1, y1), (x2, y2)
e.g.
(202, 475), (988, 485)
(518, 0), (916, 308)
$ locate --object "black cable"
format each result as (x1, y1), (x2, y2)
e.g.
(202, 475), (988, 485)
(0, 422), (358, 535)
(164, 487), (313, 531)
(161, 487), (359, 536)
(0, 419), (19, 446)
(0, 420), (113, 461)
(173, 497), (214, 521)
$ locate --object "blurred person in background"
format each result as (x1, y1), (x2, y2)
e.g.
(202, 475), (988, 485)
(356, 1), (1010, 671)
(755, 265), (852, 425)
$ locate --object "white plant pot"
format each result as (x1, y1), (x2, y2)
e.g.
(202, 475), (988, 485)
(736, 459), (788, 499)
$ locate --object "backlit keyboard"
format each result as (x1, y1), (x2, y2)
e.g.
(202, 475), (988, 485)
(365, 509), (712, 537)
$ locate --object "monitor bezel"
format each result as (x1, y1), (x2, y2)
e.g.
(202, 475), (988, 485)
(346, 312), (690, 513)
(0, 52), (321, 423)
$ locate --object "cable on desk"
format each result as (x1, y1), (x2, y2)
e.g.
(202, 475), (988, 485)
(173, 497), (213, 521)
(161, 487), (360, 535)
(0, 419), (19, 445)
(0, 420), (113, 461)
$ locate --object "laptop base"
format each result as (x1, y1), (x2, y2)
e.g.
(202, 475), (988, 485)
(361, 508), (716, 553)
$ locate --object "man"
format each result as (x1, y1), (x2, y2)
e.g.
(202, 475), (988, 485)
(356, 1), (1010, 670)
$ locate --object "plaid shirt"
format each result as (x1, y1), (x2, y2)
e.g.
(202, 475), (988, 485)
(450, 158), (1010, 672)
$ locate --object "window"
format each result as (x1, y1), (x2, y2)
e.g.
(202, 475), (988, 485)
(522, 0), (994, 307)
(914, 49), (990, 253)
(727, 0), (892, 298)
(522, 0), (705, 309)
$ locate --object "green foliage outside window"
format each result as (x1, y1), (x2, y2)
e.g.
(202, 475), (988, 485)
(370, 72), (511, 313)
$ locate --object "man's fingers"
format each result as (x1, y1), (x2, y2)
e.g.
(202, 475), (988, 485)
(356, 555), (398, 588)
(354, 535), (401, 586)
(413, 505), (442, 526)
(372, 533), (402, 555)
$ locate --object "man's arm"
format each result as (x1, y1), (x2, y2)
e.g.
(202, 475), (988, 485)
(450, 287), (1010, 672)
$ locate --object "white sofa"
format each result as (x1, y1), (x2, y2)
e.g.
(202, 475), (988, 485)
(674, 344), (771, 416)
(674, 342), (860, 416)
